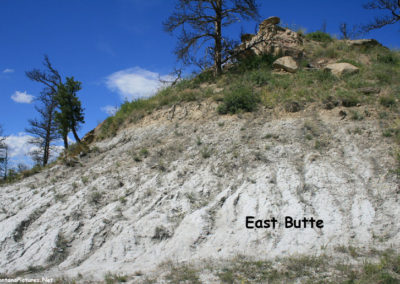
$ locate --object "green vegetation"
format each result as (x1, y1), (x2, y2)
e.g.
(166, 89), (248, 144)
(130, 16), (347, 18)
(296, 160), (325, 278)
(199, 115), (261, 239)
(217, 84), (260, 114)
(95, 36), (400, 142)
(162, 261), (201, 284)
(88, 191), (102, 205)
(305, 31), (333, 42)
(155, 249), (400, 283)
(104, 272), (128, 284)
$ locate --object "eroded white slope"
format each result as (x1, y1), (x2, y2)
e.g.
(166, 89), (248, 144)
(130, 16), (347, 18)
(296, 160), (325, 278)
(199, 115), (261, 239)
(0, 102), (398, 280)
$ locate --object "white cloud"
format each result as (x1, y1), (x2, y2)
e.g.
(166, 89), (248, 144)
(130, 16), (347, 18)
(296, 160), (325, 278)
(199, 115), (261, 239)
(2, 133), (66, 166)
(3, 68), (14, 73)
(3, 133), (37, 159)
(101, 105), (119, 116)
(106, 67), (171, 101)
(11, 91), (34, 104)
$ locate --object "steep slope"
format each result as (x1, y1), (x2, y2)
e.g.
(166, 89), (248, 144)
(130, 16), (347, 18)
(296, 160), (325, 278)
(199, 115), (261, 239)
(1, 101), (399, 282)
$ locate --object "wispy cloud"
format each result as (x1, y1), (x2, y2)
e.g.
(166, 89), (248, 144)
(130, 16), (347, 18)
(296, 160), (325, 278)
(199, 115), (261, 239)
(11, 91), (34, 104)
(101, 105), (119, 116)
(106, 67), (171, 101)
(3, 68), (14, 73)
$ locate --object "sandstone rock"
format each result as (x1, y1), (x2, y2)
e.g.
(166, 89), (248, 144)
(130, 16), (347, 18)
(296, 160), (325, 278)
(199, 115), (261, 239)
(260, 16), (280, 28)
(236, 17), (304, 60)
(324, 63), (359, 77)
(347, 39), (381, 48)
(272, 56), (298, 73)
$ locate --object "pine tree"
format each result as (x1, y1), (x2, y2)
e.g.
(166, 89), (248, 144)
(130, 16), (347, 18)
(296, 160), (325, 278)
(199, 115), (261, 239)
(55, 77), (84, 145)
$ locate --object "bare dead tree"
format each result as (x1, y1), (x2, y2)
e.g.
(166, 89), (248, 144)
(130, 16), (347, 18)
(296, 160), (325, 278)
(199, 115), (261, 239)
(164, 0), (260, 76)
(25, 56), (62, 166)
(158, 67), (183, 87)
(0, 125), (8, 179)
(26, 90), (60, 166)
(362, 0), (400, 32)
(339, 22), (360, 39)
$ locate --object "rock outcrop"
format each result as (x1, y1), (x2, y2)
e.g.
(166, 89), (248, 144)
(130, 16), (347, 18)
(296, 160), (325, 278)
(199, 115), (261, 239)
(238, 16), (304, 59)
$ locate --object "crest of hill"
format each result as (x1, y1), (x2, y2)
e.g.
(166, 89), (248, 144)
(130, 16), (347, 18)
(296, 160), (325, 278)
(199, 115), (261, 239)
(92, 16), (400, 144)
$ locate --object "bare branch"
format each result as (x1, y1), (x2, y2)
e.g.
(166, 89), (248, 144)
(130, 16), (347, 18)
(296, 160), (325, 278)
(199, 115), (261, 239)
(164, 0), (259, 75)
(362, 0), (400, 32)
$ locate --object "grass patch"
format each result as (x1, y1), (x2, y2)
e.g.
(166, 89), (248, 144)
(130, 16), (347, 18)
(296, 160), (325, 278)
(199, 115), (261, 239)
(380, 96), (396, 108)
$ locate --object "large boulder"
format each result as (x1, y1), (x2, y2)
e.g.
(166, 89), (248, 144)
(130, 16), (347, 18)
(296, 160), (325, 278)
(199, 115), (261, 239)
(324, 63), (359, 77)
(272, 56), (298, 73)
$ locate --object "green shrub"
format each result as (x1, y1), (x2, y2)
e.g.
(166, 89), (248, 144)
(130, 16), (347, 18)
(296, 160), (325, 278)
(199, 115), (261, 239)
(235, 53), (277, 72)
(338, 91), (360, 107)
(88, 191), (102, 205)
(350, 110), (364, 120)
(377, 53), (399, 65)
(305, 31), (333, 42)
(218, 85), (260, 114)
(380, 96), (396, 108)
(139, 148), (149, 158)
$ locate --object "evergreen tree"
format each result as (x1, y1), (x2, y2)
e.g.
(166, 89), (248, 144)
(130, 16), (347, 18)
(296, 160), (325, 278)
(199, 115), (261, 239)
(55, 77), (84, 146)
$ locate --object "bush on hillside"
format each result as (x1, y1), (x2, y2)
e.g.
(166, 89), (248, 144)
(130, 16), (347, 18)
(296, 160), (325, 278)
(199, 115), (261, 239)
(234, 53), (278, 72)
(377, 52), (399, 65)
(218, 85), (260, 114)
(305, 31), (333, 42)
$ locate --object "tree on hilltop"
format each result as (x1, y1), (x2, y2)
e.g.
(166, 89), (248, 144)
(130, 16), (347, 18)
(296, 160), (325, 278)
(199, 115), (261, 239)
(362, 0), (400, 32)
(26, 56), (85, 160)
(55, 77), (84, 147)
(164, 0), (260, 76)
(26, 55), (61, 166)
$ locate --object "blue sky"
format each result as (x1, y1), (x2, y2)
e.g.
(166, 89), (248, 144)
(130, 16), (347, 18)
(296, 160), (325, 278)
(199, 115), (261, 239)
(1, 0), (399, 166)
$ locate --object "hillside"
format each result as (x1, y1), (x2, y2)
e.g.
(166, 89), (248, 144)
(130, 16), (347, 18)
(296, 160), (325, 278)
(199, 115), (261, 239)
(1, 19), (400, 283)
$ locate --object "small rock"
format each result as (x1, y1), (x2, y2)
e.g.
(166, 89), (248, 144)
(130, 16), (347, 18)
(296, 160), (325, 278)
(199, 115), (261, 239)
(324, 63), (359, 77)
(272, 56), (298, 73)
